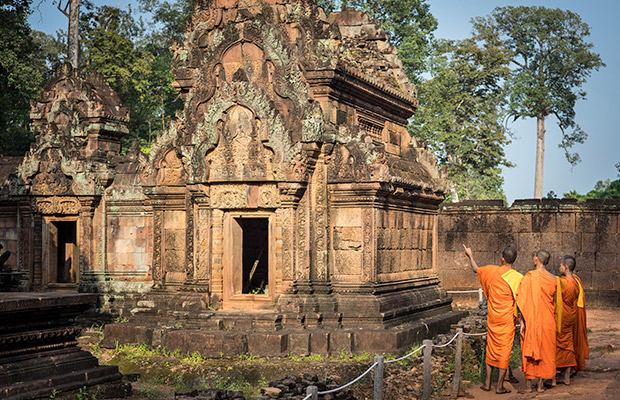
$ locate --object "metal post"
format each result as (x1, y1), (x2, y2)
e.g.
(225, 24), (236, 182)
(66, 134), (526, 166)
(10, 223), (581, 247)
(374, 355), (384, 400)
(478, 288), (484, 305)
(422, 339), (433, 400)
(306, 385), (318, 400)
(451, 328), (463, 398)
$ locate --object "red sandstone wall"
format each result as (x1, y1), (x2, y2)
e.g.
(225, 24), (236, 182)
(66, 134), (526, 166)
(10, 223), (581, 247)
(437, 199), (620, 307)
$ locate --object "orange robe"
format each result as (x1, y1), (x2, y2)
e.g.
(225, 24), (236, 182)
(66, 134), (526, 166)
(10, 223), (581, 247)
(573, 274), (589, 371)
(477, 265), (520, 369)
(517, 269), (557, 379)
(556, 277), (579, 368)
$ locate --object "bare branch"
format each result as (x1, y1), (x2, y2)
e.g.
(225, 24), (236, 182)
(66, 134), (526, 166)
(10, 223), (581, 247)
(57, 0), (70, 18)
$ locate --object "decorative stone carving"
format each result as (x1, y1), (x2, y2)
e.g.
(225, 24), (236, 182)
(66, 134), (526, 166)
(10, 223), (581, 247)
(258, 185), (281, 208)
(210, 184), (247, 209)
(31, 197), (81, 215)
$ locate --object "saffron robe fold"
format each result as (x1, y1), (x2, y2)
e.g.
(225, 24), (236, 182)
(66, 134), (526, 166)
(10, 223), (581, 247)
(477, 265), (522, 369)
(556, 277), (579, 368)
(517, 269), (557, 379)
(573, 274), (589, 371)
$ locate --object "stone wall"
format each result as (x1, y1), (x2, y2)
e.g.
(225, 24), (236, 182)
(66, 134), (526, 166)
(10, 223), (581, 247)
(437, 199), (620, 308)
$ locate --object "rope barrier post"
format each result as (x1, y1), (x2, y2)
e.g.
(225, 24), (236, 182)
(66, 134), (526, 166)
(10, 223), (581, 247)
(422, 339), (433, 400)
(478, 288), (483, 305)
(451, 328), (463, 398)
(306, 385), (318, 400)
(374, 355), (384, 400)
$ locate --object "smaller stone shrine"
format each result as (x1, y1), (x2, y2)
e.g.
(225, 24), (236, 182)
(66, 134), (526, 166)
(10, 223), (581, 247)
(0, 293), (131, 399)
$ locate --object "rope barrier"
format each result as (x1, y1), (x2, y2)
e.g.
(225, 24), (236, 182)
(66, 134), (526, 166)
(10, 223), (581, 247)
(432, 330), (461, 348)
(385, 344), (425, 364)
(446, 289), (482, 294)
(462, 331), (487, 337)
(317, 362), (379, 395)
(297, 324), (507, 398)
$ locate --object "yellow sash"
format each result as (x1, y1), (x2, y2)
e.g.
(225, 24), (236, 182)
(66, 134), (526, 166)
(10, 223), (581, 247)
(555, 276), (564, 334)
(576, 277), (585, 308)
(501, 269), (523, 317)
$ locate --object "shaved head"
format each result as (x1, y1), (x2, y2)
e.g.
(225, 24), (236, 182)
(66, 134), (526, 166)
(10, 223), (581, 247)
(502, 246), (517, 264)
(536, 250), (551, 266)
(562, 255), (576, 272)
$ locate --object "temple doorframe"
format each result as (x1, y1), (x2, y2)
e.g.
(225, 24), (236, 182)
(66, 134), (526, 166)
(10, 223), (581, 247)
(222, 211), (275, 309)
(41, 215), (80, 290)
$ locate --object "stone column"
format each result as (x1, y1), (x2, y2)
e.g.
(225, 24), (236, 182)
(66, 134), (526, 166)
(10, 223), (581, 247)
(193, 189), (211, 290)
(77, 196), (98, 282)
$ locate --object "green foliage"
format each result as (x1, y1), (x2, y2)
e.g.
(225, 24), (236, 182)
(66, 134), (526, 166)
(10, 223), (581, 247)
(285, 353), (324, 362)
(564, 179), (620, 200)
(473, 6), (604, 167)
(81, 3), (183, 152)
(348, 0), (437, 82)
(317, 0), (436, 82)
(0, 0), (48, 155)
(411, 38), (513, 201)
(316, 0), (336, 15)
(138, 0), (193, 42)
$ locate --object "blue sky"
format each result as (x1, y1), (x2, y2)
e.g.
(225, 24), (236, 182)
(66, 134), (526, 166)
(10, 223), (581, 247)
(29, 0), (619, 203)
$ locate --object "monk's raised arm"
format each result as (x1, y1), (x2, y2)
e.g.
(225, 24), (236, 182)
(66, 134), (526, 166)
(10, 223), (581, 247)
(463, 244), (479, 272)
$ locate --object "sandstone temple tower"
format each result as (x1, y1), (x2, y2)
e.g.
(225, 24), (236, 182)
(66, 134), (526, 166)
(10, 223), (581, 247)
(1, 0), (462, 354)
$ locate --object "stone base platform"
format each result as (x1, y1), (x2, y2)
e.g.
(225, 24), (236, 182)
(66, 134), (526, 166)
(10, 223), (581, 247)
(101, 309), (466, 357)
(0, 293), (131, 400)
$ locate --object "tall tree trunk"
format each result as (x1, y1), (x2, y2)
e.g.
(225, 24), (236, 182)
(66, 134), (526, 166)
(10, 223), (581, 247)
(450, 182), (460, 203)
(534, 113), (546, 199)
(67, 0), (80, 68)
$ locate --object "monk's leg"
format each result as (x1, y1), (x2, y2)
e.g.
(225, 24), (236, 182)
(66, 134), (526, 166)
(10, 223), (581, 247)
(536, 378), (545, 392)
(481, 364), (492, 391)
(551, 375), (557, 387)
(496, 368), (511, 393)
(518, 379), (533, 393)
(563, 367), (571, 385)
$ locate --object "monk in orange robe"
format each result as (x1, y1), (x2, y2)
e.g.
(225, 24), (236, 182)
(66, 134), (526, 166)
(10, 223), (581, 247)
(552, 255), (580, 386)
(464, 245), (523, 394)
(516, 250), (558, 393)
(572, 260), (589, 373)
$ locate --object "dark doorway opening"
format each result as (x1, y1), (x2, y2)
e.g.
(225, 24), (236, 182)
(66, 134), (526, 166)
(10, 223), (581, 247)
(52, 221), (77, 284)
(240, 218), (269, 294)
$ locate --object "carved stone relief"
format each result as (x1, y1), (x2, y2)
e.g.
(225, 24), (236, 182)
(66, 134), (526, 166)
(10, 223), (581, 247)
(31, 197), (81, 215)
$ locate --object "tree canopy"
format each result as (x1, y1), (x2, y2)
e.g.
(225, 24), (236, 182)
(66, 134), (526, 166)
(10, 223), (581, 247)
(564, 179), (620, 201)
(410, 38), (513, 201)
(0, 0), (48, 155)
(473, 6), (604, 198)
(80, 2), (184, 152)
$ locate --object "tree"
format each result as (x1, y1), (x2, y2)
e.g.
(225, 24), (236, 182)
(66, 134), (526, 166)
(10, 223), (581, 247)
(348, 0), (437, 82)
(410, 38), (513, 201)
(81, 4), (182, 151)
(564, 179), (620, 200)
(0, 0), (48, 155)
(473, 6), (605, 199)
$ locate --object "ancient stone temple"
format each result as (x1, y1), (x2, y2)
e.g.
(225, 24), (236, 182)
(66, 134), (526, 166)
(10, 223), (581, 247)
(1, 0), (463, 355)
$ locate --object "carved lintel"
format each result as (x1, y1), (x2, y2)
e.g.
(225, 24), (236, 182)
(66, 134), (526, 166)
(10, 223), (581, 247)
(31, 196), (81, 215)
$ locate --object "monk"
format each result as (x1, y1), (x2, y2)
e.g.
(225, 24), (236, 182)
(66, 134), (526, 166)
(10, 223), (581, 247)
(551, 255), (580, 386)
(464, 245), (523, 394)
(516, 250), (559, 393)
(572, 258), (589, 373)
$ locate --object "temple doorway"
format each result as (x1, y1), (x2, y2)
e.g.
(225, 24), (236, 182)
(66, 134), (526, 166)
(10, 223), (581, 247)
(43, 218), (78, 287)
(223, 212), (273, 308)
(241, 218), (269, 294)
